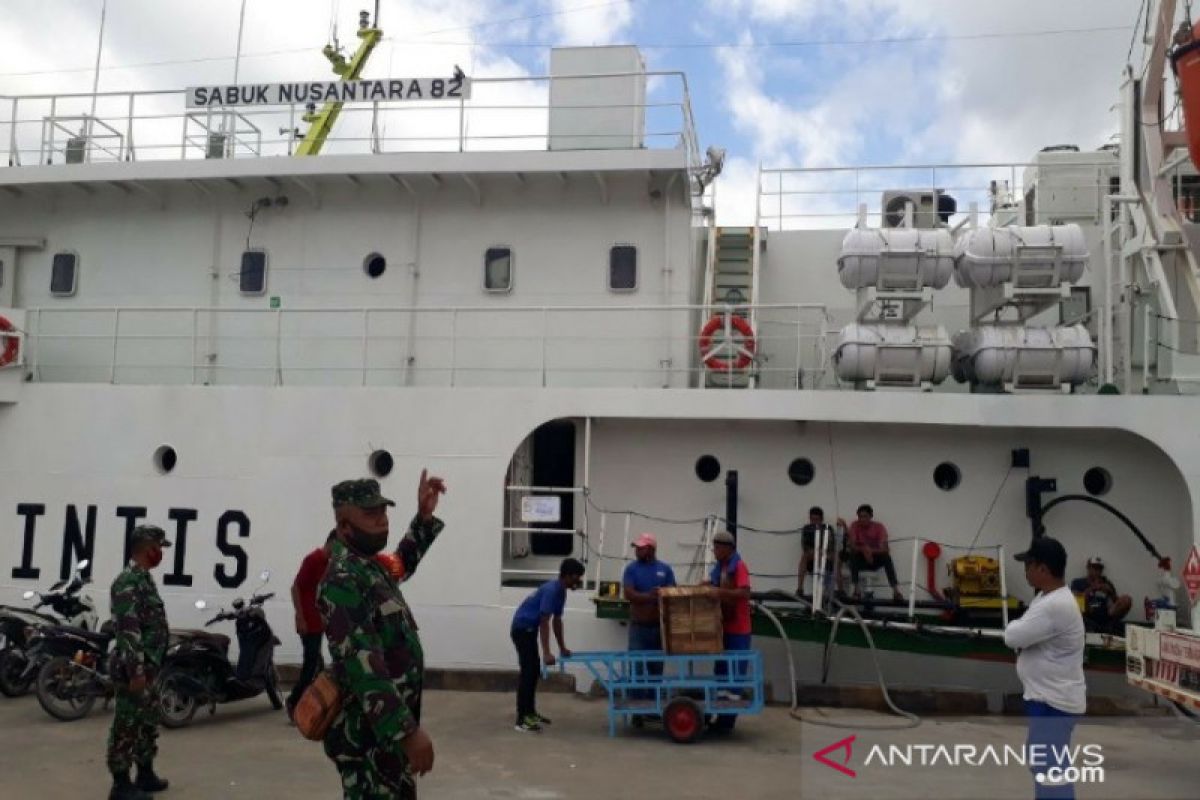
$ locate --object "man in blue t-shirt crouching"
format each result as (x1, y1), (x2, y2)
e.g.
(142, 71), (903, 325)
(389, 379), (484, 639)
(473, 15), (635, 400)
(510, 558), (584, 733)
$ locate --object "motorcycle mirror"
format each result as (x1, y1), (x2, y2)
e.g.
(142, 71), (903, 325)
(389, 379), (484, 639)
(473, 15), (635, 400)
(22, 590), (35, 600)
(194, 599), (207, 610)
(77, 559), (90, 571)
(259, 569), (271, 582)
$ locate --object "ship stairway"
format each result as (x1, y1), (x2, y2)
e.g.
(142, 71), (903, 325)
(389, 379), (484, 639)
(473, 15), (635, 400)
(703, 227), (760, 388)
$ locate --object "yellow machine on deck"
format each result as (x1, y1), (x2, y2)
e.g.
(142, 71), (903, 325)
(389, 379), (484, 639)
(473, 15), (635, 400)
(949, 555), (1001, 596)
(947, 555), (1020, 611)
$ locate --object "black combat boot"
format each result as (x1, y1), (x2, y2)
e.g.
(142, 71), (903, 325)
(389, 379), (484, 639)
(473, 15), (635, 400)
(109, 771), (152, 800)
(134, 762), (169, 793)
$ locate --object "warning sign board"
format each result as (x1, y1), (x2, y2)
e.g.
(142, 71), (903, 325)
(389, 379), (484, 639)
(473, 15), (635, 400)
(1185, 545), (1200, 604)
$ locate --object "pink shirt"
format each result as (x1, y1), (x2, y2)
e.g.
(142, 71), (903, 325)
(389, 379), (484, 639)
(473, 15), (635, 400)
(849, 520), (888, 552)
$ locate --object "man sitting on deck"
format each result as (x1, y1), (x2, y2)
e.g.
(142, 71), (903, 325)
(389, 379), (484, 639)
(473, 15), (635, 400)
(847, 504), (904, 604)
(796, 506), (845, 599)
(1070, 556), (1132, 634)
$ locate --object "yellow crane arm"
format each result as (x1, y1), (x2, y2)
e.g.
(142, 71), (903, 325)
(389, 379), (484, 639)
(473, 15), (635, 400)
(294, 17), (382, 157)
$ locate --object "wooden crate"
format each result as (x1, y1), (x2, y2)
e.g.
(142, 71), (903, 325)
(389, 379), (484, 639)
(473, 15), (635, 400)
(659, 587), (724, 654)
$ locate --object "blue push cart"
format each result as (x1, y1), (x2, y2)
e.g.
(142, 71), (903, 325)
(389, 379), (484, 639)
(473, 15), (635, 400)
(559, 650), (764, 743)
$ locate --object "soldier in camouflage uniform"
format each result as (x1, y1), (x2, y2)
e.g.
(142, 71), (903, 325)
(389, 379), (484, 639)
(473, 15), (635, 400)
(319, 471), (447, 800)
(107, 524), (172, 800)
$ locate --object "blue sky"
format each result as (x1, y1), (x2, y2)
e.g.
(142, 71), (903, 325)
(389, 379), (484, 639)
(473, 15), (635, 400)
(0, 1), (1151, 220)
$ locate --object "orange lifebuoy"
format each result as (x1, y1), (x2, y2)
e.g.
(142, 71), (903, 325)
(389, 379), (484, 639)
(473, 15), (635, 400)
(0, 316), (18, 368)
(698, 314), (756, 371)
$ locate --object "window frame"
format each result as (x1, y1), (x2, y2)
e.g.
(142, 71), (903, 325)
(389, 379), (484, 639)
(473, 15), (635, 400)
(607, 243), (638, 293)
(483, 245), (515, 294)
(239, 248), (268, 296)
(50, 250), (79, 297)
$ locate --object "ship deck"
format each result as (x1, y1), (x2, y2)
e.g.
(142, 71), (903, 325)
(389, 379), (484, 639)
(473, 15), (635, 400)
(0, 686), (1195, 799)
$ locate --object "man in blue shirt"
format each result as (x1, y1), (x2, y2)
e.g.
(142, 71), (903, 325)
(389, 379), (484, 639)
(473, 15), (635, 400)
(623, 533), (677, 696)
(510, 558), (584, 733)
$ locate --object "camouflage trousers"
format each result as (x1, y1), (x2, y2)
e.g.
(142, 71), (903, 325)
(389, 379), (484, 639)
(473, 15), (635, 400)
(106, 685), (160, 775)
(324, 704), (415, 800)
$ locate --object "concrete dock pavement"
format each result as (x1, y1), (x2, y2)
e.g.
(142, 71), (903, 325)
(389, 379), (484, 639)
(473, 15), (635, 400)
(0, 688), (1195, 799)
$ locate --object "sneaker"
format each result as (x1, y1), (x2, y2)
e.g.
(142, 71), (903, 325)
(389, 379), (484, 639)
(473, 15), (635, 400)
(715, 689), (741, 702)
(533, 712), (552, 725)
(514, 715), (543, 733)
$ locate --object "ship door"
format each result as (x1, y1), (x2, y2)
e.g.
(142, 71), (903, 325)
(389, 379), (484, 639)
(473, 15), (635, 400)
(529, 420), (576, 556)
(504, 419), (578, 579)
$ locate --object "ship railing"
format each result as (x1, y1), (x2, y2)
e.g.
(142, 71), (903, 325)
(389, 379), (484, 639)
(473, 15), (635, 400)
(803, 529), (1013, 628)
(757, 161), (1123, 231)
(502, 485), (588, 586)
(0, 71), (699, 167)
(21, 302), (832, 390)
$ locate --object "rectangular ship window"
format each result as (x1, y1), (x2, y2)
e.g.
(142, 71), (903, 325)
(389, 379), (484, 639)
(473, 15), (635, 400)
(50, 252), (78, 296)
(240, 250), (267, 294)
(484, 247), (513, 292)
(608, 245), (637, 291)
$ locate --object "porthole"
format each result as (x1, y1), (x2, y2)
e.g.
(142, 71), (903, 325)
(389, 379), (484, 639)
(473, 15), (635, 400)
(1083, 467), (1112, 496)
(154, 445), (177, 475)
(787, 458), (815, 486)
(933, 462), (961, 491)
(363, 253), (386, 279)
(368, 449), (394, 478)
(695, 455), (721, 483)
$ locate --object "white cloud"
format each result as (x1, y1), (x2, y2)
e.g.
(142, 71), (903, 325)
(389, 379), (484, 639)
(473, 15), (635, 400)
(0, 0), (553, 160)
(549, 0), (633, 46)
(708, 0), (1145, 224)
(712, 156), (760, 226)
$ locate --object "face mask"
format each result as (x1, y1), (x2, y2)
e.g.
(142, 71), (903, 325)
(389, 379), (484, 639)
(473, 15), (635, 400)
(147, 547), (163, 568)
(345, 522), (388, 557)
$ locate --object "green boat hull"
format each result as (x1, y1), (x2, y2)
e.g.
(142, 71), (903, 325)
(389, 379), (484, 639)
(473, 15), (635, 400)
(592, 599), (1126, 673)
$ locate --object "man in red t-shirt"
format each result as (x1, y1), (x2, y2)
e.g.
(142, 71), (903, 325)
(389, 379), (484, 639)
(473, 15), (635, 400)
(286, 531), (334, 717)
(847, 504), (903, 603)
(708, 529), (752, 731)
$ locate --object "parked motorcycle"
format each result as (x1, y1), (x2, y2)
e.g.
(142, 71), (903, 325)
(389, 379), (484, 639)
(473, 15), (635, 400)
(33, 619), (117, 721)
(157, 570), (283, 728)
(0, 560), (99, 697)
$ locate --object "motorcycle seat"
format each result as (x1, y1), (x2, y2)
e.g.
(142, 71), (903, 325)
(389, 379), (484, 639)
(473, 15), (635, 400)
(172, 629), (231, 653)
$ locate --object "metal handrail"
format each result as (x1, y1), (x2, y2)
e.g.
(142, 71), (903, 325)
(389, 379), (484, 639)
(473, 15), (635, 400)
(24, 302), (832, 389)
(758, 159), (1121, 231)
(0, 71), (699, 167)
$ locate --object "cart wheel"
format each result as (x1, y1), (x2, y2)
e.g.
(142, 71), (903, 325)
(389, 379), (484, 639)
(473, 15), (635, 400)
(664, 697), (703, 744)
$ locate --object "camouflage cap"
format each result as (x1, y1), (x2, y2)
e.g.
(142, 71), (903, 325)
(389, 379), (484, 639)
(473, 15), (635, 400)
(331, 478), (396, 509)
(131, 524), (172, 548)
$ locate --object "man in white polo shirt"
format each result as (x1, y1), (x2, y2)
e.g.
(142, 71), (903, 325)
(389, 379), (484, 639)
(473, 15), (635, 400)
(1004, 536), (1086, 800)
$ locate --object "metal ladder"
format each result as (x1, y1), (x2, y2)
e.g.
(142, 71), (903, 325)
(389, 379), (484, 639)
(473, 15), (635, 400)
(705, 228), (757, 388)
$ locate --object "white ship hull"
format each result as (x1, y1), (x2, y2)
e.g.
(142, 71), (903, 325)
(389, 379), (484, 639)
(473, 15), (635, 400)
(1, 384), (1194, 700)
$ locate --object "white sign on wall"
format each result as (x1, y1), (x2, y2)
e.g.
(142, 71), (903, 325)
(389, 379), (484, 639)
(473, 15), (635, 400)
(520, 496), (561, 524)
(186, 76), (471, 108)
